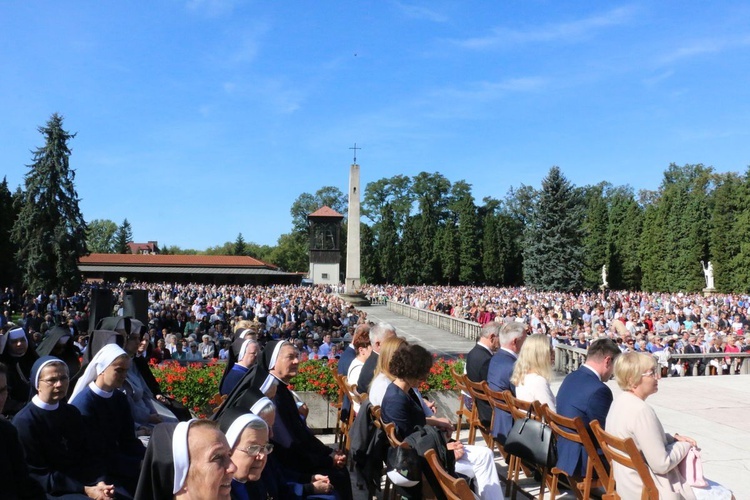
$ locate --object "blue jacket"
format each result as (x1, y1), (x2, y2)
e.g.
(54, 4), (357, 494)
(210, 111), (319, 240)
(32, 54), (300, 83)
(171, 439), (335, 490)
(555, 366), (613, 477)
(486, 349), (516, 443)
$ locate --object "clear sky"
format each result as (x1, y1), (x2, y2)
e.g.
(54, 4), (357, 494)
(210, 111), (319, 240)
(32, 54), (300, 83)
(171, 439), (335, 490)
(2, 1), (749, 249)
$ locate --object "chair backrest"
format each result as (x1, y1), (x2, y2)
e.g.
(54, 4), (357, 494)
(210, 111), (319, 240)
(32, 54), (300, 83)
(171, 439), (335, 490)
(503, 390), (543, 421)
(483, 382), (510, 432)
(463, 376), (491, 408)
(450, 367), (470, 394)
(542, 405), (610, 484)
(370, 403), (403, 447)
(590, 421), (660, 500)
(424, 448), (475, 500)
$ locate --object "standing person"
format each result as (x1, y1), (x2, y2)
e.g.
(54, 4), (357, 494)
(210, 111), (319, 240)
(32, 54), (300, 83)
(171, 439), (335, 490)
(606, 352), (733, 499)
(511, 333), (556, 411)
(555, 338), (621, 479)
(356, 323), (396, 394)
(486, 322), (526, 443)
(69, 344), (146, 495)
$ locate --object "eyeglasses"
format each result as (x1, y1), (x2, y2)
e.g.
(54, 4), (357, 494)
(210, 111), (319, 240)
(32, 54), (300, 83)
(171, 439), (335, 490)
(641, 371), (660, 379)
(238, 443), (274, 457)
(39, 376), (69, 385)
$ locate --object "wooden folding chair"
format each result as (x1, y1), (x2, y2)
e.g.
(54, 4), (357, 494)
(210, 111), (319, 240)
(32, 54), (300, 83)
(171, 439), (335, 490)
(332, 369), (346, 445)
(450, 367), (475, 443)
(338, 374), (368, 459)
(462, 377), (495, 448)
(590, 420), (660, 500)
(542, 405), (609, 499)
(424, 448), (476, 500)
(503, 391), (551, 500)
(483, 382), (510, 457)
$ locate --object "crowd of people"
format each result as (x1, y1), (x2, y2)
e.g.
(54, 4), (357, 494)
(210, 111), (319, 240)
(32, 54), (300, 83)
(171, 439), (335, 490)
(1, 281), (747, 498)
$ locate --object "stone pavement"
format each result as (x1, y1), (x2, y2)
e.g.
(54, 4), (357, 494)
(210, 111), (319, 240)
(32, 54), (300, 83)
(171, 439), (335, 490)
(340, 305), (750, 497)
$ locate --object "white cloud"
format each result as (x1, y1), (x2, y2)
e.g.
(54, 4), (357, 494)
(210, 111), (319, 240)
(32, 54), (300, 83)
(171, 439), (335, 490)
(453, 6), (635, 49)
(185, 0), (237, 17)
(657, 34), (750, 64)
(392, 1), (448, 23)
(429, 77), (546, 102)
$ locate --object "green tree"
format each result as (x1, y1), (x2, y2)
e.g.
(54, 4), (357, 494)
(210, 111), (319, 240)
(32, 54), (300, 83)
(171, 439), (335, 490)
(581, 183), (610, 289)
(360, 222), (377, 284)
(522, 166), (585, 291)
(413, 172), (451, 283)
(606, 186), (643, 289)
(437, 220), (460, 284)
(399, 216), (421, 284)
(0, 177), (20, 286)
(234, 233), (247, 256)
(114, 219), (133, 254)
(455, 191), (481, 283)
(86, 219), (118, 253)
(377, 204), (400, 283)
(11, 114), (88, 293)
(480, 198), (502, 284)
(269, 233), (308, 272)
(290, 186), (347, 235)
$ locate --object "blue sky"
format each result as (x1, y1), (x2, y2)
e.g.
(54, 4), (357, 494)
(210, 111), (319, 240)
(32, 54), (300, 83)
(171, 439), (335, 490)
(2, 1), (749, 249)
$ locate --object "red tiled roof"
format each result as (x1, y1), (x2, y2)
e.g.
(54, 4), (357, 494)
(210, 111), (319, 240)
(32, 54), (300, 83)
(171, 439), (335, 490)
(308, 206), (344, 218)
(80, 253), (278, 269)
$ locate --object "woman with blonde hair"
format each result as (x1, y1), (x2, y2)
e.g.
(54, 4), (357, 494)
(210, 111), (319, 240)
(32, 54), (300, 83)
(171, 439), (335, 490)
(510, 333), (556, 411)
(367, 336), (407, 406)
(606, 352), (733, 499)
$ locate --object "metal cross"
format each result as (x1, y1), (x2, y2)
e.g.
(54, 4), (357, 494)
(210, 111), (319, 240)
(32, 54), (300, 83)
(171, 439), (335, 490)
(349, 143), (361, 164)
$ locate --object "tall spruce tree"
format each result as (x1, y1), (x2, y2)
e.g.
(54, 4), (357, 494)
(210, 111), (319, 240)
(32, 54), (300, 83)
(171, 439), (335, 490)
(11, 114), (88, 293)
(581, 183), (610, 289)
(522, 166), (585, 291)
(234, 233), (247, 256)
(114, 219), (133, 253)
(0, 177), (19, 286)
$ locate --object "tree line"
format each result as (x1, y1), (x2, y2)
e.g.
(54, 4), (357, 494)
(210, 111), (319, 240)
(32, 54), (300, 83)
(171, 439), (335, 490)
(2, 114), (748, 294)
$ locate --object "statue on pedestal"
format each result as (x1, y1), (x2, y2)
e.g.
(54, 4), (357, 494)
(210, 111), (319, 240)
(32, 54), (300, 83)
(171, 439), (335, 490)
(601, 265), (609, 289)
(701, 261), (715, 289)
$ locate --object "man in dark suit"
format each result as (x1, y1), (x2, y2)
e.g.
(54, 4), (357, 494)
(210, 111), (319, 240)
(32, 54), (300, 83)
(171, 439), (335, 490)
(680, 335), (704, 375)
(356, 322), (396, 393)
(555, 338), (622, 478)
(337, 324), (369, 423)
(487, 321), (526, 443)
(466, 322), (500, 426)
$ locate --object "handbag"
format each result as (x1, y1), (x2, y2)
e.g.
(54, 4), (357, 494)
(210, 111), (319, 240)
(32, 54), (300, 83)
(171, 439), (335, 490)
(504, 405), (557, 469)
(678, 446), (708, 487)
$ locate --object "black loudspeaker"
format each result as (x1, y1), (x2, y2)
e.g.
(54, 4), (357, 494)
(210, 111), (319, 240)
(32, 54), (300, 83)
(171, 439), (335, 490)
(123, 289), (149, 325)
(88, 288), (114, 333)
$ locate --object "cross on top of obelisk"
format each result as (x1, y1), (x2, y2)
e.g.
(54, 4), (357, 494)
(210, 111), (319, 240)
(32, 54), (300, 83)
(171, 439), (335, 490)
(349, 143), (361, 164)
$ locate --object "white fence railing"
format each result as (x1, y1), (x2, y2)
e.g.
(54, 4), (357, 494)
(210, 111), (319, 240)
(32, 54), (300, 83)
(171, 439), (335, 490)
(386, 301), (483, 341)
(554, 344), (750, 376)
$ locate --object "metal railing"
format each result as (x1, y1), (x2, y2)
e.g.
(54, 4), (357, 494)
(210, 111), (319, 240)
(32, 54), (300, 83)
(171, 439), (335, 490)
(554, 344), (750, 376)
(386, 301), (483, 341)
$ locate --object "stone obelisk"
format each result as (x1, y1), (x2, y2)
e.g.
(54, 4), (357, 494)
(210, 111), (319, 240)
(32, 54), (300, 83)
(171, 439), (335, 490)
(345, 163), (361, 294)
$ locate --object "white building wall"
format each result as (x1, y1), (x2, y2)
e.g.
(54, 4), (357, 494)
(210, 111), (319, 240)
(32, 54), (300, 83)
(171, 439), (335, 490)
(309, 262), (340, 285)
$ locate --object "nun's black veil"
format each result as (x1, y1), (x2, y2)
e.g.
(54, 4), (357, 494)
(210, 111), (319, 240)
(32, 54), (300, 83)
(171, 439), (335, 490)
(135, 422), (180, 500)
(212, 340), (285, 421)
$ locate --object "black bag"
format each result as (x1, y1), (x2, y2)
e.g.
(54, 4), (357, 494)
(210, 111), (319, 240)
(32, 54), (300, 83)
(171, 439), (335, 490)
(504, 405), (557, 468)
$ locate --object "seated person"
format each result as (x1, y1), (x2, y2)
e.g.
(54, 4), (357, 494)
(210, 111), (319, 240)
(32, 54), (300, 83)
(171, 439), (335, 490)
(220, 339), (259, 396)
(136, 420), (237, 500)
(14, 356), (126, 499)
(69, 344), (146, 495)
(606, 352), (733, 499)
(260, 340), (352, 500)
(0, 326), (38, 417)
(0, 361), (46, 500)
(381, 344), (503, 500)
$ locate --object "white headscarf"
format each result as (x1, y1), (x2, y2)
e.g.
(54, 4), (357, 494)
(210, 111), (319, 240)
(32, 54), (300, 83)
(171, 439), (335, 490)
(68, 343), (127, 404)
(225, 413), (268, 449)
(238, 339), (253, 361)
(0, 327), (26, 354)
(172, 419), (197, 494)
(250, 396), (273, 416)
(268, 340), (287, 370)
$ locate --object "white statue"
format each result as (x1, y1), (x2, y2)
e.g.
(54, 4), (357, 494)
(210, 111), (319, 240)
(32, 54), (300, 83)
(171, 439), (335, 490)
(602, 265), (608, 288)
(701, 261), (714, 289)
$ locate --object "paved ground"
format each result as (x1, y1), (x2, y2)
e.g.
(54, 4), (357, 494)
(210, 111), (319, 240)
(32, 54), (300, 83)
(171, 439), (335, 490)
(341, 305), (750, 498)
(366, 305), (477, 358)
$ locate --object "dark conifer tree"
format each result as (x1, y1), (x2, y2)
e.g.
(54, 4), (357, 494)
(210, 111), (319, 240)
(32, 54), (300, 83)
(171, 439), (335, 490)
(522, 166), (585, 291)
(11, 114), (88, 293)
(114, 219), (133, 254)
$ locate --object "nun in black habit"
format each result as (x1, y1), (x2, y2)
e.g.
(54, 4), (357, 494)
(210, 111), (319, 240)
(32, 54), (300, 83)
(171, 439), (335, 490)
(13, 356), (130, 499)
(35, 325), (82, 388)
(255, 340), (352, 500)
(0, 326), (39, 416)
